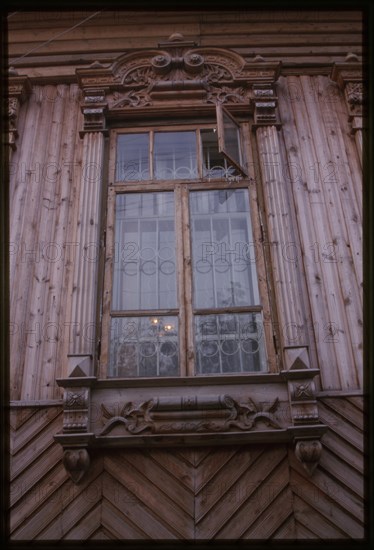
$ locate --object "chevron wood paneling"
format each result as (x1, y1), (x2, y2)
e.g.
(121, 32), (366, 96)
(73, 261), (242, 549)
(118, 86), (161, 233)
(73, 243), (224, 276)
(290, 396), (365, 539)
(9, 396), (365, 541)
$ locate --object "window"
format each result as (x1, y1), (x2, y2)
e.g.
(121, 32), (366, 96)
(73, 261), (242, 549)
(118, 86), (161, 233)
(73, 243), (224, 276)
(101, 109), (274, 378)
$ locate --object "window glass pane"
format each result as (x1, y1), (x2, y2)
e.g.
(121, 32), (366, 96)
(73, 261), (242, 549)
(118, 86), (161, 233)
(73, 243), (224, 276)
(190, 189), (260, 308)
(113, 192), (177, 310)
(222, 110), (241, 167)
(201, 129), (238, 179)
(109, 316), (179, 377)
(116, 133), (150, 181)
(195, 313), (266, 374)
(154, 131), (197, 180)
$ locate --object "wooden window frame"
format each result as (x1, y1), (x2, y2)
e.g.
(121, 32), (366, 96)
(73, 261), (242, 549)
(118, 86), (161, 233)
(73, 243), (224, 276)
(99, 118), (277, 380)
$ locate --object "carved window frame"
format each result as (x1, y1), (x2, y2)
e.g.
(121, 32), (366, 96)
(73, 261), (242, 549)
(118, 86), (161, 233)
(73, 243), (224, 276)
(99, 111), (278, 381)
(54, 41), (327, 485)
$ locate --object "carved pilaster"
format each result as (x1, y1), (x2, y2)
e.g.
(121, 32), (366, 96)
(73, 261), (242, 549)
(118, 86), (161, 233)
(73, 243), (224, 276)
(67, 80), (107, 374)
(330, 57), (365, 165)
(7, 70), (31, 152)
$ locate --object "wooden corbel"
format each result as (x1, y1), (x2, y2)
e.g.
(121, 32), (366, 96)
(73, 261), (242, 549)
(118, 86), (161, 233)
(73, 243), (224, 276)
(54, 361), (96, 483)
(281, 346), (327, 475)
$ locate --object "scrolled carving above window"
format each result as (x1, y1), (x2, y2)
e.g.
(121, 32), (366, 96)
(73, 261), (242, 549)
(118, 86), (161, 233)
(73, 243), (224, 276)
(76, 33), (281, 112)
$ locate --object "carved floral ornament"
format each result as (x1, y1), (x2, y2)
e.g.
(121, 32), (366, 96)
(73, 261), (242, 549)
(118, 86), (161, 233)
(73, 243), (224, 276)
(76, 34), (281, 112)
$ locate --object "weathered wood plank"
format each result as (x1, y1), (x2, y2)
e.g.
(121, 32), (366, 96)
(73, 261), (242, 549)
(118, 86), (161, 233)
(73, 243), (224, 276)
(243, 486), (293, 538)
(196, 446), (286, 538)
(320, 397), (364, 430)
(101, 498), (150, 539)
(291, 469), (363, 538)
(123, 450), (194, 516)
(63, 503), (101, 540)
(104, 452), (193, 539)
(102, 471), (180, 539)
(216, 455), (289, 538)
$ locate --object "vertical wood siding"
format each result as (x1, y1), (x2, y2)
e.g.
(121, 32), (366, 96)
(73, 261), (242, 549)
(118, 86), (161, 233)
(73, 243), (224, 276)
(277, 76), (362, 390)
(10, 85), (84, 400)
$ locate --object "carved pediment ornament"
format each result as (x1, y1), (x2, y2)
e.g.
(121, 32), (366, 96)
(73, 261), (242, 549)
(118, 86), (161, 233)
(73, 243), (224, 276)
(76, 34), (280, 110)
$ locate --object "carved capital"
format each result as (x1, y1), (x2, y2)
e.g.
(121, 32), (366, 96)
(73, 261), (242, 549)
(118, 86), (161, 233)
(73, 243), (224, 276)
(62, 448), (90, 483)
(62, 388), (90, 433)
(295, 438), (322, 475)
(252, 84), (279, 126)
(7, 73), (31, 150)
(330, 61), (365, 132)
(79, 88), (108, 136)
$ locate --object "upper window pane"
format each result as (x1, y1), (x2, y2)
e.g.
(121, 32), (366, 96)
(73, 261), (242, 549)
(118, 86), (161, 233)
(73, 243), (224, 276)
(116, 133), (150, 181)
(154, 131), (197, 180)
(201, 129), (239, 179)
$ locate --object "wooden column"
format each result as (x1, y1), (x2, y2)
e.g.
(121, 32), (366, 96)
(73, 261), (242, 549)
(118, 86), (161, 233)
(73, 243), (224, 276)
(331, 57), (365, 167)
(7, 69), (31, 157)
(67, 88), (108, 377)
(254, 83), (313, 357)
(253, 80), (325, 473)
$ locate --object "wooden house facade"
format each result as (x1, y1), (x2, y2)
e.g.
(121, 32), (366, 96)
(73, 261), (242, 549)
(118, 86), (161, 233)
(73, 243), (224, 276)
(7, 10), (365, 541)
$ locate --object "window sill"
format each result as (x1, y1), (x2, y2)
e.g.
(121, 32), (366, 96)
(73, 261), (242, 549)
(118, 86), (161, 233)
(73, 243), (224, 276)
(97, 372), (283, 388)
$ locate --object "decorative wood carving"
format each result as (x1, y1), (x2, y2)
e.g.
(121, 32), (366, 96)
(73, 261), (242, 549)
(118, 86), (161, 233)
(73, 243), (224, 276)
(7, 71), (31, 151)
(282, 347), (325, 474)
(62, 448), (90, 483)
(99, 394), (282, 436)
(330, 60), (365, 133)
(80, 88), (108, 136)
(294, 438), (322, 476)
(76, 34), (280, 112)
(253, 84), (279, 126)
(62, 388), (90, 433)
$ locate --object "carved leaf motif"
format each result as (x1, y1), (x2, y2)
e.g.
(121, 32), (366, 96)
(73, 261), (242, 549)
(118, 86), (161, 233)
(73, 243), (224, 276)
(206, 86), (247, 104)
(111, 90), (152, 108)
(99, 394), (282, 436)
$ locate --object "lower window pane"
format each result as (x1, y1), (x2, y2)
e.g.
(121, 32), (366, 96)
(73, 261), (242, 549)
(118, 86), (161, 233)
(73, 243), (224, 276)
(194, 313), (266, 374)
(109, 316), (179, 377)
